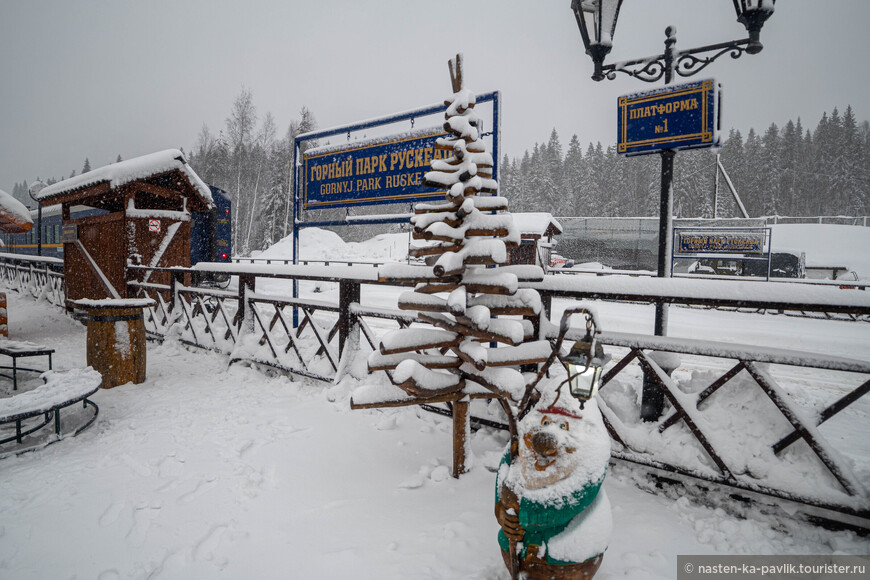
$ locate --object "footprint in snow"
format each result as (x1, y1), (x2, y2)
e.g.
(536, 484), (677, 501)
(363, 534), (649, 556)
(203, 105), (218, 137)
(193, 524), (228, 563)
(178, 477), (218, 504)
(127, 504), (162, 547)
(98, 502), (125, 527)
(120, 453), (152, 478)
(157, 454), (186, 479)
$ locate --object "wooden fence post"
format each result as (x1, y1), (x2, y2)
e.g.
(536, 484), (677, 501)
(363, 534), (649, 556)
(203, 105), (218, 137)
(452, 399), (470, 478)
(338, 281), (360, 357)
(238, 274), (256, 334)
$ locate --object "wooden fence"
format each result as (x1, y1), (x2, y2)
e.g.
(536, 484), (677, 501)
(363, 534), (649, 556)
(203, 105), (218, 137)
(2, 252), (869, 528)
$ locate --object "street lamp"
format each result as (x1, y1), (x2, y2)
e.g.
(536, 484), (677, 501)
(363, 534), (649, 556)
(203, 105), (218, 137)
(28, 181), (46, 257)
(570, 0), (623, 82)
(571, 0), (775, 83)
(569, 0), (776, 420)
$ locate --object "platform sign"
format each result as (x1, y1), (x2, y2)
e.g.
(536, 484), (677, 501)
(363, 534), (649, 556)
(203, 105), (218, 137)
(618, 79), (720, 156)
(302, 128), (450, 210)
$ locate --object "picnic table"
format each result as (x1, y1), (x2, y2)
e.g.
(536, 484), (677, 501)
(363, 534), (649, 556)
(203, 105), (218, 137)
(0, 340), (54, 391)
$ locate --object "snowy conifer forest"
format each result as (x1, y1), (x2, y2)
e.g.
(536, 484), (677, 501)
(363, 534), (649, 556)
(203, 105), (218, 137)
(8, 94), (869, 257)
(188, 98), (870, 253)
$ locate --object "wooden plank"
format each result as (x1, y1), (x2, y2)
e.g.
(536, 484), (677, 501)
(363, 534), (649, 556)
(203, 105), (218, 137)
(637, 350), (734, 480)
(133, 181), (186, 202)
(660, 362), (745, 433)
(744, 361), (858, 495)
(408, 244), (462, 258)
(419, 312), (520, 347)
(367, 352), (461, 372)
(380, 331), (461, 355)
(350, 390), (463, 410)
(773, 378), (870, 455)
(396, 376), (464, 399)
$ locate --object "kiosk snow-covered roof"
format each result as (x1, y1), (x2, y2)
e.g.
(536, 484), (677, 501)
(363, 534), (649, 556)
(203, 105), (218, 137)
(511, 213), (562, 238)
(0, 188), (34, 234)
(36, 149), (213, 212)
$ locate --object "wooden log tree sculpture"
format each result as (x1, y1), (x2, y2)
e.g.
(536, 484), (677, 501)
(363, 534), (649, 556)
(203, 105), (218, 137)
(351, 54), (553, 477)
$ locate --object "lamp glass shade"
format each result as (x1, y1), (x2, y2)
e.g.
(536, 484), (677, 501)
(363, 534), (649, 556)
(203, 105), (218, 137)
(572, 0), (622, 48)
(733, 0), (775, 20)
(567, 362), (602, 402)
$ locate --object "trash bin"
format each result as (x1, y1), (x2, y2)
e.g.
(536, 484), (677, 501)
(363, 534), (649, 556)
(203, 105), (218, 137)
(71, 298), (155, 389)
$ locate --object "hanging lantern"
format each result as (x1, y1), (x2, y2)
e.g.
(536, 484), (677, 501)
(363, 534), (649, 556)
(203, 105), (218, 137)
(556, 308), (611, 409)
(733, 0), (776, 54)
(570, 0), (623, 81)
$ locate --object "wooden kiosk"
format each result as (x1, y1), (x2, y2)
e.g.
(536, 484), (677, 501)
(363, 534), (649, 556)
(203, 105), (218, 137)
(507, 213), (562, 267)
(34, 149), (214, 304)
(35, 150), (213, 389)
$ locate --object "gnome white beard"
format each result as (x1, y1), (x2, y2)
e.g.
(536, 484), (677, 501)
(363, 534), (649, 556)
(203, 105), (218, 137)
(518, 422), (584, 490)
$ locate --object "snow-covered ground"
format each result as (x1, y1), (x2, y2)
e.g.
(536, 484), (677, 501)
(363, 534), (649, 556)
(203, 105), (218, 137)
(1, 229), (869, 579)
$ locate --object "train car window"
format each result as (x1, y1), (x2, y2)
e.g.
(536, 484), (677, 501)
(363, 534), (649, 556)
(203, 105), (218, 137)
(55, 225), (61, 243)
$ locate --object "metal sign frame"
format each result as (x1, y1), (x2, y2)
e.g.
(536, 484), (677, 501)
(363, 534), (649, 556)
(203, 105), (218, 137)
(301, 127), (449, 211)
(291, 91), (500, 266)
(672, 226), (772, 280)
(617, 79), (720, 156)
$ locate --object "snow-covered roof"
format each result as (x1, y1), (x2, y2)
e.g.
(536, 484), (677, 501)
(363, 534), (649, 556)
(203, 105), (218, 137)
(0, 188), (34, 233)
(511, 212), (562, 237)
(36, 149), (213, 207)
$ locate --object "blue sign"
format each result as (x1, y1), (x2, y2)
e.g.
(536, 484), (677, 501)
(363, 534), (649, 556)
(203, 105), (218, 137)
(302, 128), (450, 210)
(617, 79), (719, 156)
(674, 229), (767, 256)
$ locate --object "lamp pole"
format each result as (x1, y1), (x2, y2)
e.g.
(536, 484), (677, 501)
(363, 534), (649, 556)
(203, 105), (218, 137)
(570, 0), (776, 420)
(28, 181), (46, 257)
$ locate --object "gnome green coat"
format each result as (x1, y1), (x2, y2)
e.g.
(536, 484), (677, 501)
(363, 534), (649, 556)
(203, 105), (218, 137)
(495, 387), (612, 569)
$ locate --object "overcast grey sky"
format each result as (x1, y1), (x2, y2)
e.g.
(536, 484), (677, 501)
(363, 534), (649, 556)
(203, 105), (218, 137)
(2, 0), (869, 194)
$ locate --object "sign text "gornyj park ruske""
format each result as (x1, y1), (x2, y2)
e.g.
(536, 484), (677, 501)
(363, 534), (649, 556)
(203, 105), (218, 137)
(302, 128), (451, 210)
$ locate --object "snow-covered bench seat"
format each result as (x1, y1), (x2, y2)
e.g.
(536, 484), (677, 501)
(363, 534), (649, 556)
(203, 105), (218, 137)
(0, 368), (102, 452)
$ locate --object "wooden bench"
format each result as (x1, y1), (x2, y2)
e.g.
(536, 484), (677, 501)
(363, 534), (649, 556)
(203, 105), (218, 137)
(0, 368), (102, 454)
(0, 340), (55, 391)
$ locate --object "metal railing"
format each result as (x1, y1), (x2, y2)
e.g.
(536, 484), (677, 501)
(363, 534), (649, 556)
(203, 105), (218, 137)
(0, 253), (65, 306)
(2, 255), (869, 525)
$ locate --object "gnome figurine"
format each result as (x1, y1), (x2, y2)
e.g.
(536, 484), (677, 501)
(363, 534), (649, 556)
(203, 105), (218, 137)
(495, 382), (612, 579)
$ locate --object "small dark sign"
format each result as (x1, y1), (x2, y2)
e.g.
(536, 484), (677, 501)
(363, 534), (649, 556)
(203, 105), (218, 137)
(302, 128), (450, 210)
(61, 223), (78, 243)
(617, 79), (719, 156)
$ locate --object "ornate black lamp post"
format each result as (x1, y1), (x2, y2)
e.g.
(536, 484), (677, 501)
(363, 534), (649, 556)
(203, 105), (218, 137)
(571, 0), (776, 84)
(569, 0), (775, 419)
(28, 181), (46, 257)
